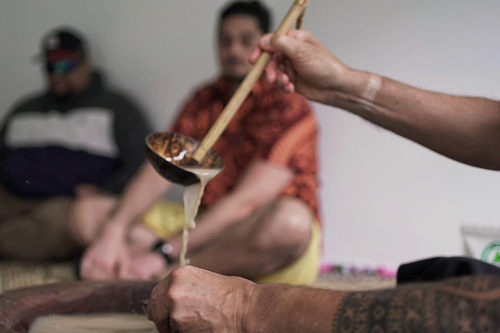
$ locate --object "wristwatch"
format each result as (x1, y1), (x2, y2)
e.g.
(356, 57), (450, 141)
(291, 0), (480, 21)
(152, 241), (174, 264)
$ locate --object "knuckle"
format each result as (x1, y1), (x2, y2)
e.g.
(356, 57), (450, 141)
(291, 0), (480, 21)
(171, 265), (192, 279)
(169, 268), (182, 280)
(165, 289), (179, 305)
(170, 309), (189, 330)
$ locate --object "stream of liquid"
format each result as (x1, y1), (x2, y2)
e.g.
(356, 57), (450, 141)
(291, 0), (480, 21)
(179, 167), (219, 266)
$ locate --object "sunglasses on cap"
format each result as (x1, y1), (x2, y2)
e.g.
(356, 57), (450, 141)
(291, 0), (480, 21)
(45, 59), (80, 74)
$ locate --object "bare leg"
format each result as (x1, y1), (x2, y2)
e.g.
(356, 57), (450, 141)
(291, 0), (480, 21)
(75, 196), (314, 280)
(0, 186), (35, 221)
(67, 195), (117, 246)
(69, 193), (168, 257)
(0, 196), (79, 261)
(186, 198), (314, 279)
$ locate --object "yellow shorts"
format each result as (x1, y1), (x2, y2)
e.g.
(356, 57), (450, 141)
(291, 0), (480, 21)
(141, 200), (321, 286)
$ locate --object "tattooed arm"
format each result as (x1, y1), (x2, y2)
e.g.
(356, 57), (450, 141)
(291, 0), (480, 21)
(146, 266), (500, 333)
(249, 275), (500, 333)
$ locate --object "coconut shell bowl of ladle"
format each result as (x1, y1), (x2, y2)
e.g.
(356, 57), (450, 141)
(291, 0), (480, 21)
(146, 132), (224, 186)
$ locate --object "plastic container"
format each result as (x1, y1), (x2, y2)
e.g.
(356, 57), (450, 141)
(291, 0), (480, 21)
(462, 226), (500, 266)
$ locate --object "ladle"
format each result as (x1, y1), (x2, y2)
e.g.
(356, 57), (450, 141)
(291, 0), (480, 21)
(146, 132), (224, 186)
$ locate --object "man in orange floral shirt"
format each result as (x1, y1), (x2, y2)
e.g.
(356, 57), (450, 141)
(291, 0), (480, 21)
(71, 1), (321, 284)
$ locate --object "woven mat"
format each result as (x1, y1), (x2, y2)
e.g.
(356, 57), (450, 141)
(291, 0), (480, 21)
(0, 262), (76, 293)
(0, 262), (395, 293)
(314, 273), (395, 290)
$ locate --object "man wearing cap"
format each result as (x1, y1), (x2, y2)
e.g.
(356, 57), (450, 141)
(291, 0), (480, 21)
(0, 27), (151, 261)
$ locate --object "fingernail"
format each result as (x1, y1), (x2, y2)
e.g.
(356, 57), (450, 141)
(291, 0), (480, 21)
(261, 35), (271, 47)
(151, 288), (158, 301)
(141, 299), (149, 313)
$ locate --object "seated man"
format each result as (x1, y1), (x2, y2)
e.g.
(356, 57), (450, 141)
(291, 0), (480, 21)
(74, 1), (322, 284)
(0, 28), (151, 261)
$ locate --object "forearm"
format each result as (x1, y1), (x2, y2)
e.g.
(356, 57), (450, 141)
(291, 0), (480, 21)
(108, 162), (172, 229)
(332, 70), (500, 170)
(245, 275), (500, 333)
(244, 284), (345, 333)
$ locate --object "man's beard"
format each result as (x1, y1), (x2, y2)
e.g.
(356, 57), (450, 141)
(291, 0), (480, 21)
(224, 57), (248, 83)
(226, 74), (245, 83)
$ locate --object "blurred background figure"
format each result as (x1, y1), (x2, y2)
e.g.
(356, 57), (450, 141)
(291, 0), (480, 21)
(74, 1), (322, 284)
(0, 27), (151, 261)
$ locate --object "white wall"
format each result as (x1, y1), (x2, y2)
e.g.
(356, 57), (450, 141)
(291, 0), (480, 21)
(1, 0), (500, 269)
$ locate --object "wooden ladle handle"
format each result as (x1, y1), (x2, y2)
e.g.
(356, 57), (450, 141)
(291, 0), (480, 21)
(192, 0), (309, 163)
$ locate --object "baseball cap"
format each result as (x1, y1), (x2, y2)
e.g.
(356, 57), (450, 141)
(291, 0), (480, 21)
(40, 28), (87, 62)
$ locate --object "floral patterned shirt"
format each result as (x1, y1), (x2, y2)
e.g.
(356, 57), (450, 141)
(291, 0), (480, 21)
(171, 76), (321, 221)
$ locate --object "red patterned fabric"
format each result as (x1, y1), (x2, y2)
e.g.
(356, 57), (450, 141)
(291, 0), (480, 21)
(171, 76), (321, 221)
